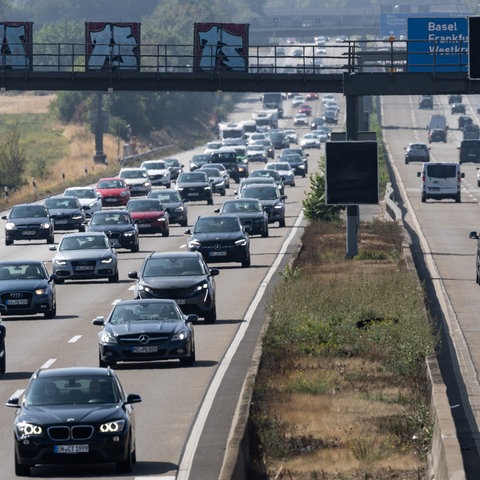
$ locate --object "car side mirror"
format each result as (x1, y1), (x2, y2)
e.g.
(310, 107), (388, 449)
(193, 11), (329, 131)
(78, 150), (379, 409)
(125, 393), (142, 404)
(184, 228), (192, 235)
(187, 314), (198, 323)
(214, 208), (220, 213)
(469, 231), (479, 239)
(210, 268), (220, 276)
(417, 172), (421, 177)
(128, 271), (138, 279)
(92, 316), (105, 326)
(49, 245), (58, 251)
(5, 396), (20, 408)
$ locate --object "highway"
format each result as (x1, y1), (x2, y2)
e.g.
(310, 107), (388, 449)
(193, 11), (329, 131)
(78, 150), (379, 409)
(382, 93), (480, 474)
(0, 91), (340, 479)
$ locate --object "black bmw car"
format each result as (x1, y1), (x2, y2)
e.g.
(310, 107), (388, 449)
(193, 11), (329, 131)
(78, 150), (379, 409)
(147, 189), (188, 226)
(86, 210), (139, 252)
(128, 251), (219, 323)
(0, 261), (56, 319)
(215, 199), (269, 237)
(44, 195), (87, 231)
(240, 184), (287, 228)
(93, 299), (196, 367)
(175, 171), (213, 205)
(186, 215), (251, 267)
(6, 366), (142, 476)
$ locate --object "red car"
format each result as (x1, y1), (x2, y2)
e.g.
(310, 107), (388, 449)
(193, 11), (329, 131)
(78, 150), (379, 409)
(96, 177), (130, 207)
(126, 198), (170, 237)
(305, 93), (318, 101)
(298, 104), (312, 116)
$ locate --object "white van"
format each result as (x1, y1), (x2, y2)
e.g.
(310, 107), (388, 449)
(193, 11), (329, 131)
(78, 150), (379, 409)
(417, 162), (464, 203)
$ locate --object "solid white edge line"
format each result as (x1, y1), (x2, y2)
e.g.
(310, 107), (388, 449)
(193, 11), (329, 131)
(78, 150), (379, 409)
(176, 211), (304, 480)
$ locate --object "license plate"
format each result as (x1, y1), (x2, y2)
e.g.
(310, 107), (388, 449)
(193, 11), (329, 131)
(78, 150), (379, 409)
(6, 299), (28, 305)
(188, 192), (199, 196)
(209, 251), (227, 256)
(75, 266), (94, 271)
(21, 231), (36, 236)
(106, 198), (117, 202)
(132, 346), (158, 353)
(55, 220), (68, 224)
(54, 444), (89, 454)
(141, 224), (152, 228)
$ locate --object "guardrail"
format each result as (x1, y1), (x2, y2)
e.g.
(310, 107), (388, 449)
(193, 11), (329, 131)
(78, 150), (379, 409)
(0, 39), (469, 75)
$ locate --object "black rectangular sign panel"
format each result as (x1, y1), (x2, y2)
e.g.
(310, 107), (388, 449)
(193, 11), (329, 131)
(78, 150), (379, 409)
(469, 16), (480, 79)
(325, 141), (378, 205)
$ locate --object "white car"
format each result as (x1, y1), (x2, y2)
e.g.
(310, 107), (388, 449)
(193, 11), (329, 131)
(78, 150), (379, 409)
(284, 129), (298, 144)
(265, 162), (296, 187)
(247, 132), (268, 145)
(118, 167), (152, 196)
(63, 186), (102, 217)
(291, 95), (305, 107)
(322, 93), (336, 105)
(300, 133), (321, 149)
(140, 160), (172, 188)
(246, 145), (269, 163)
(294, 113), (308, 126)
(203, 141), (223, 154)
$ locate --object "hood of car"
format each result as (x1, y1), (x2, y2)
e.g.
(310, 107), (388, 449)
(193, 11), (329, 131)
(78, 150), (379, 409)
(105, 320), (183, 336)
(18, 404), (121, 424)
(123, 178), (148, 186)
(256, 199), (283, 207)
(54, 249), (113, 261)
(221, 212), (265, 220)
(129, 211), (165, 220)
(48, 208), (81, 216)
(190, 232), (244, 241)
(177, 181), (209, 188)
(7, 216), (50, 225)
(88, 224), (135, 234)
(0, 279), (49, 291)
(139, 275), (207, 289)
(97, 188), (127, 196)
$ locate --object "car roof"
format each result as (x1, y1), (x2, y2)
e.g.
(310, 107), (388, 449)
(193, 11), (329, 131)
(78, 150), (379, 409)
(0, 259), (44, 266)
(35, 366), (114, 379)
(60, 231), (107, 239)
(149, 251), (202, 259)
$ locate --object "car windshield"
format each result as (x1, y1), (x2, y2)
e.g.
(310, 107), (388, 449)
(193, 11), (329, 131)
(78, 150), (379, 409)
(10, 206), (46, 218)
(110, 302), (182, 325)
(121, 170), (147, 179)
(178, 173), (207, 183)
(143, 257), (204, 277)
(148, 191), (180, 202)
(142, 161), (166, 170)
(127, 200), (163, 212)
(201, 168), (221, 177)
(97, 179), (124, 189)
(222, 201), (261, 213)
(194, 217), (240, 233)
(59, 235), (108, 251)
(0, 263), (45, 280)
(242, 187), (279, 200)
(65, 188), (96, 199)
(90, 213), (130, 225)
(24, 376), (119, 406)
(45, 198), (78, 209)
(267, 163), (290, 171)
(164, 159), (179, 167)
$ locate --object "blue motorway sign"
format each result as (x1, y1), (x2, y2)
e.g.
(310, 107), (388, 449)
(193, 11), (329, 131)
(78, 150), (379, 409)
(407, 17), (468, 72)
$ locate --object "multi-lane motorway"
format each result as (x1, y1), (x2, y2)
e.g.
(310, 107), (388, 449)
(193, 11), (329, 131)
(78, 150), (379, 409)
(0, 93), (338, 479)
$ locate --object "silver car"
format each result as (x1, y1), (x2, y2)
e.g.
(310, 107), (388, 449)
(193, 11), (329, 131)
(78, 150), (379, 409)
(49, 232), (119, 284)
(63, 186), (102, 216)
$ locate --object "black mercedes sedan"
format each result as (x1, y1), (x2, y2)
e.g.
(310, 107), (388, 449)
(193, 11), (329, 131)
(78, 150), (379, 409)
(186, 214), (251, 267)
(215, 199), (269, 237)
(0, 260), (56, 319)
(93, 299), (196, 367)
(5, 366), (142, 476)
(128, 251), (219, 323)
(86, 210), (139, 252)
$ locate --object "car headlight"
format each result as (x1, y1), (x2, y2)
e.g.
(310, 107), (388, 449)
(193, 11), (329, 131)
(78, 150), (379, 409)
(204, 186), (212, 190)
(137, 284), (154, 294)
(16, 421), (43, 437)
(172, 329), (189, 341)
(174, 206), (184, 213)
(101, 257), (114, 264)
(143, 182), (151, 187)
(193, 282), (208, 292)
(123, 231), (136, 237)
(188, 239), (201, 249)
(5, 222), (16, 230)
(54, 258), (67, 265)
(100, 419), (125, 433)
(157, 217), (166, 222)
(274, 204), (283, 209)
(176, 186), (184, 191)
(40, 222), (51, 229)
(235, 238), (247, 246)
(100, 331), (118, 344)
(72, 214), (83, 220)
(34, 288), (48, 296)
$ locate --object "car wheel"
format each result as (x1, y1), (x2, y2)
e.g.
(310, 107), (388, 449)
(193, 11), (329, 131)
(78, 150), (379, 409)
(47, 233), (55, 244)
(99, 353), (114, 368)
(221, 189), (226, 196)
(15, 454), (30, 477)
(180, 219), (188, 227)
(5, 238), (12, 246)
(455, 194), (461, 203)
(166, 182), (171, 189)
(162, 229), (170, 238)
(207, 197), (213, 205)
(180, 348), (195, 367)
(44, 303), (56, 319)
(0, 341), (6, 374)
(405, 159), (409, 164)
(204, 307), (217, 324)
(78, 225), (85, 232)
(241, 253), (251, 268)
(279, 218), (286, 228)
(116, 440), (133, 473)
(54, 277), (64, 284)
(262, 225), (269, 238)
(421, 195), (426, 203)
(108, 270), (119, 283)
(131, 240), (139, 253)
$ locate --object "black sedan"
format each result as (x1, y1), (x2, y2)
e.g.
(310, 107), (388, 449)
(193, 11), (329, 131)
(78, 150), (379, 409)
(186, 214), (251, 267)
(2, 203), (55, 246)
(86, 210), (139, 252)
(240, 184), (287, 228)
(215, 198), (269, 237)
(44, 195), (87, 231)
(0, 321), (6, 374)
(0, 261), (56, 319)
(128, 251), (218, 323)
(278, 153), (307, 177)
(93, 299), (196, 367)
(163, 158), (183, 180)
(147, 189), (188, 226)
(6, 366), (141, 476)
(175, 171), (214, 205)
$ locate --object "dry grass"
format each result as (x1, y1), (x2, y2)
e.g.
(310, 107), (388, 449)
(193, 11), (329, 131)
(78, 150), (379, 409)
(0, 92), (57, 114)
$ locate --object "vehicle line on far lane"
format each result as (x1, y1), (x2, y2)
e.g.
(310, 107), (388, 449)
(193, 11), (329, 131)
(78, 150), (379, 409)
(176, 210), (305, 480)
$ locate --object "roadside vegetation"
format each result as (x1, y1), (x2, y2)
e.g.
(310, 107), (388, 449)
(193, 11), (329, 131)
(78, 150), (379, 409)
(249, 218), (437, 479)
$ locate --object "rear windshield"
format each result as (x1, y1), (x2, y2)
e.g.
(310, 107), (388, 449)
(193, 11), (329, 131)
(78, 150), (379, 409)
(426, 165), (457, 178)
